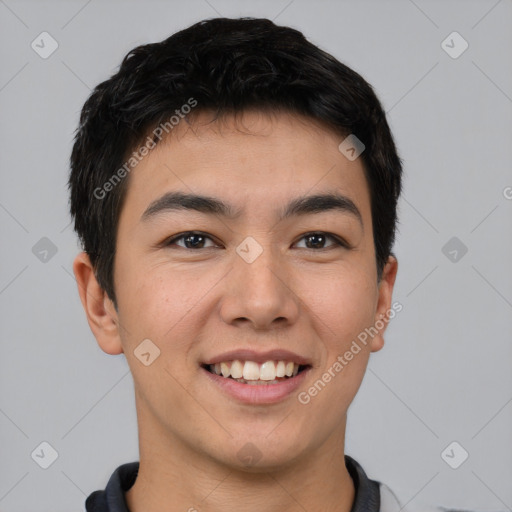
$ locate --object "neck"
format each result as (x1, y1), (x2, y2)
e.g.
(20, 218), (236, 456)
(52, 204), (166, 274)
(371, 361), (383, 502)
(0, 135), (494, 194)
(125, 384), (355, 512)
(125, 415), (355, 512)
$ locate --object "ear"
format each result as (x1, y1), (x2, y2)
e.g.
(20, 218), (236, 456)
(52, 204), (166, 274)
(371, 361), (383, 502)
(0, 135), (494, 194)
(72, 252), (123, 355)
(369, 255), (398, 353)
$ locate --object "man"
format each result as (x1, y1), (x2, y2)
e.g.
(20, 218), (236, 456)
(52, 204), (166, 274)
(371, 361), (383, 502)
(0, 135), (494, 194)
(69, 16), (473, 512)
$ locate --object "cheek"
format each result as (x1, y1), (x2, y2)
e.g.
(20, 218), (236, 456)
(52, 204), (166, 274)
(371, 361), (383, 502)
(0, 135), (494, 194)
(118, 274), (187, 339)
(301, 265), (377, 349)
(115, 267), (202, 403)
(297, 272), (376, 421)
(115, 257), (221, 353)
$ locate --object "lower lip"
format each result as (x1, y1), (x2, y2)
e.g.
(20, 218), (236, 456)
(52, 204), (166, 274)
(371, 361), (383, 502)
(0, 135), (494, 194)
(201, 366), (311, 405)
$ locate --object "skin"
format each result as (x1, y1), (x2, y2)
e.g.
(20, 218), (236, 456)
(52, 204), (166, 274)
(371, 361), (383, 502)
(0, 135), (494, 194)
(73, 109), (397, 512)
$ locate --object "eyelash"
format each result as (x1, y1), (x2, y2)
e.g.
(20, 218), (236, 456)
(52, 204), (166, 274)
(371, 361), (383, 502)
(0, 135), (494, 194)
(163, 231), (350, 251)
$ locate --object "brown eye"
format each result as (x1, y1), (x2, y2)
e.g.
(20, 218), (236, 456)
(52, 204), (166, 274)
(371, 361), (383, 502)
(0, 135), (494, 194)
(165, 232), (217, 249)
(294, 232), (348, 250)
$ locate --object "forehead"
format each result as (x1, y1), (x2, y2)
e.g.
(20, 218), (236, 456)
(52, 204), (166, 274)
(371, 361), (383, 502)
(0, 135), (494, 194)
(120, 110), (372, 226)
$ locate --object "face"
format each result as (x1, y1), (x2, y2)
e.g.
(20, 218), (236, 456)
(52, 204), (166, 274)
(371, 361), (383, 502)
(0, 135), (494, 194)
(75, 109), (397, 472)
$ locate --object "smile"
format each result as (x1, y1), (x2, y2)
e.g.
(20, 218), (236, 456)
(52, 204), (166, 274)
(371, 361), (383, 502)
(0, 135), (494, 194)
(201, 360), (312, 404)
(204, 359), (309, 384)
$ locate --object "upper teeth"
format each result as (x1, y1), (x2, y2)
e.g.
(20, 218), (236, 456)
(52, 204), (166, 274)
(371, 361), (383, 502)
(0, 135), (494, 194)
(210, 360), (300, 380)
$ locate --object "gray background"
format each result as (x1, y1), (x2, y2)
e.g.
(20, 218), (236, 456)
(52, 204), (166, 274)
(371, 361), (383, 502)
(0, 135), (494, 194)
(1, 0), (511, 511)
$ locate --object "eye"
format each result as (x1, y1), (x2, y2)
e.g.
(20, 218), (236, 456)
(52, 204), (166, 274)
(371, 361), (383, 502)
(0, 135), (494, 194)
(163, 231), (349, 251)
(294, 232), (348, 250)
(165, 231), (218, 249)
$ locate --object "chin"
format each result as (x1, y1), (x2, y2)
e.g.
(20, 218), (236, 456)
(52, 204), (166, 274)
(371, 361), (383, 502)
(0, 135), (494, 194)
(213, 436), (310, 473)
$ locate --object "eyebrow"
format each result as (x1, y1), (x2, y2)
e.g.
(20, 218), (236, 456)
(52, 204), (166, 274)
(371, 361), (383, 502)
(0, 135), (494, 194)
(141, 191), (363, 227)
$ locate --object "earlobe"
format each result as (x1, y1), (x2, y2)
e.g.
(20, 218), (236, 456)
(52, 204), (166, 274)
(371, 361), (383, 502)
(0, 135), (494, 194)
(72, 252), (124, 355)
(370, 255), (398, 353)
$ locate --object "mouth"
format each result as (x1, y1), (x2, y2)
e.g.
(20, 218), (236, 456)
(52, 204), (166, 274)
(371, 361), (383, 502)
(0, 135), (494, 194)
(200, 349), (313, 404)
(201, 360), (311, 385)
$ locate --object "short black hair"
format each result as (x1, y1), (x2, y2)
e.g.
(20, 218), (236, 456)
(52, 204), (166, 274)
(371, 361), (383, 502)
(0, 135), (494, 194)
(69, 17), (402, 305)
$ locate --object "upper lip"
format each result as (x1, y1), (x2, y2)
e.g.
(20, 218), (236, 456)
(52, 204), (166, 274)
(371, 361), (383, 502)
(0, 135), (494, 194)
(202, 349), (312, 366)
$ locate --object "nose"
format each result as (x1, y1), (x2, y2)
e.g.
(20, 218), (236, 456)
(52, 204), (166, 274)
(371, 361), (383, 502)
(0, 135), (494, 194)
(219, 242), (300, 331)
